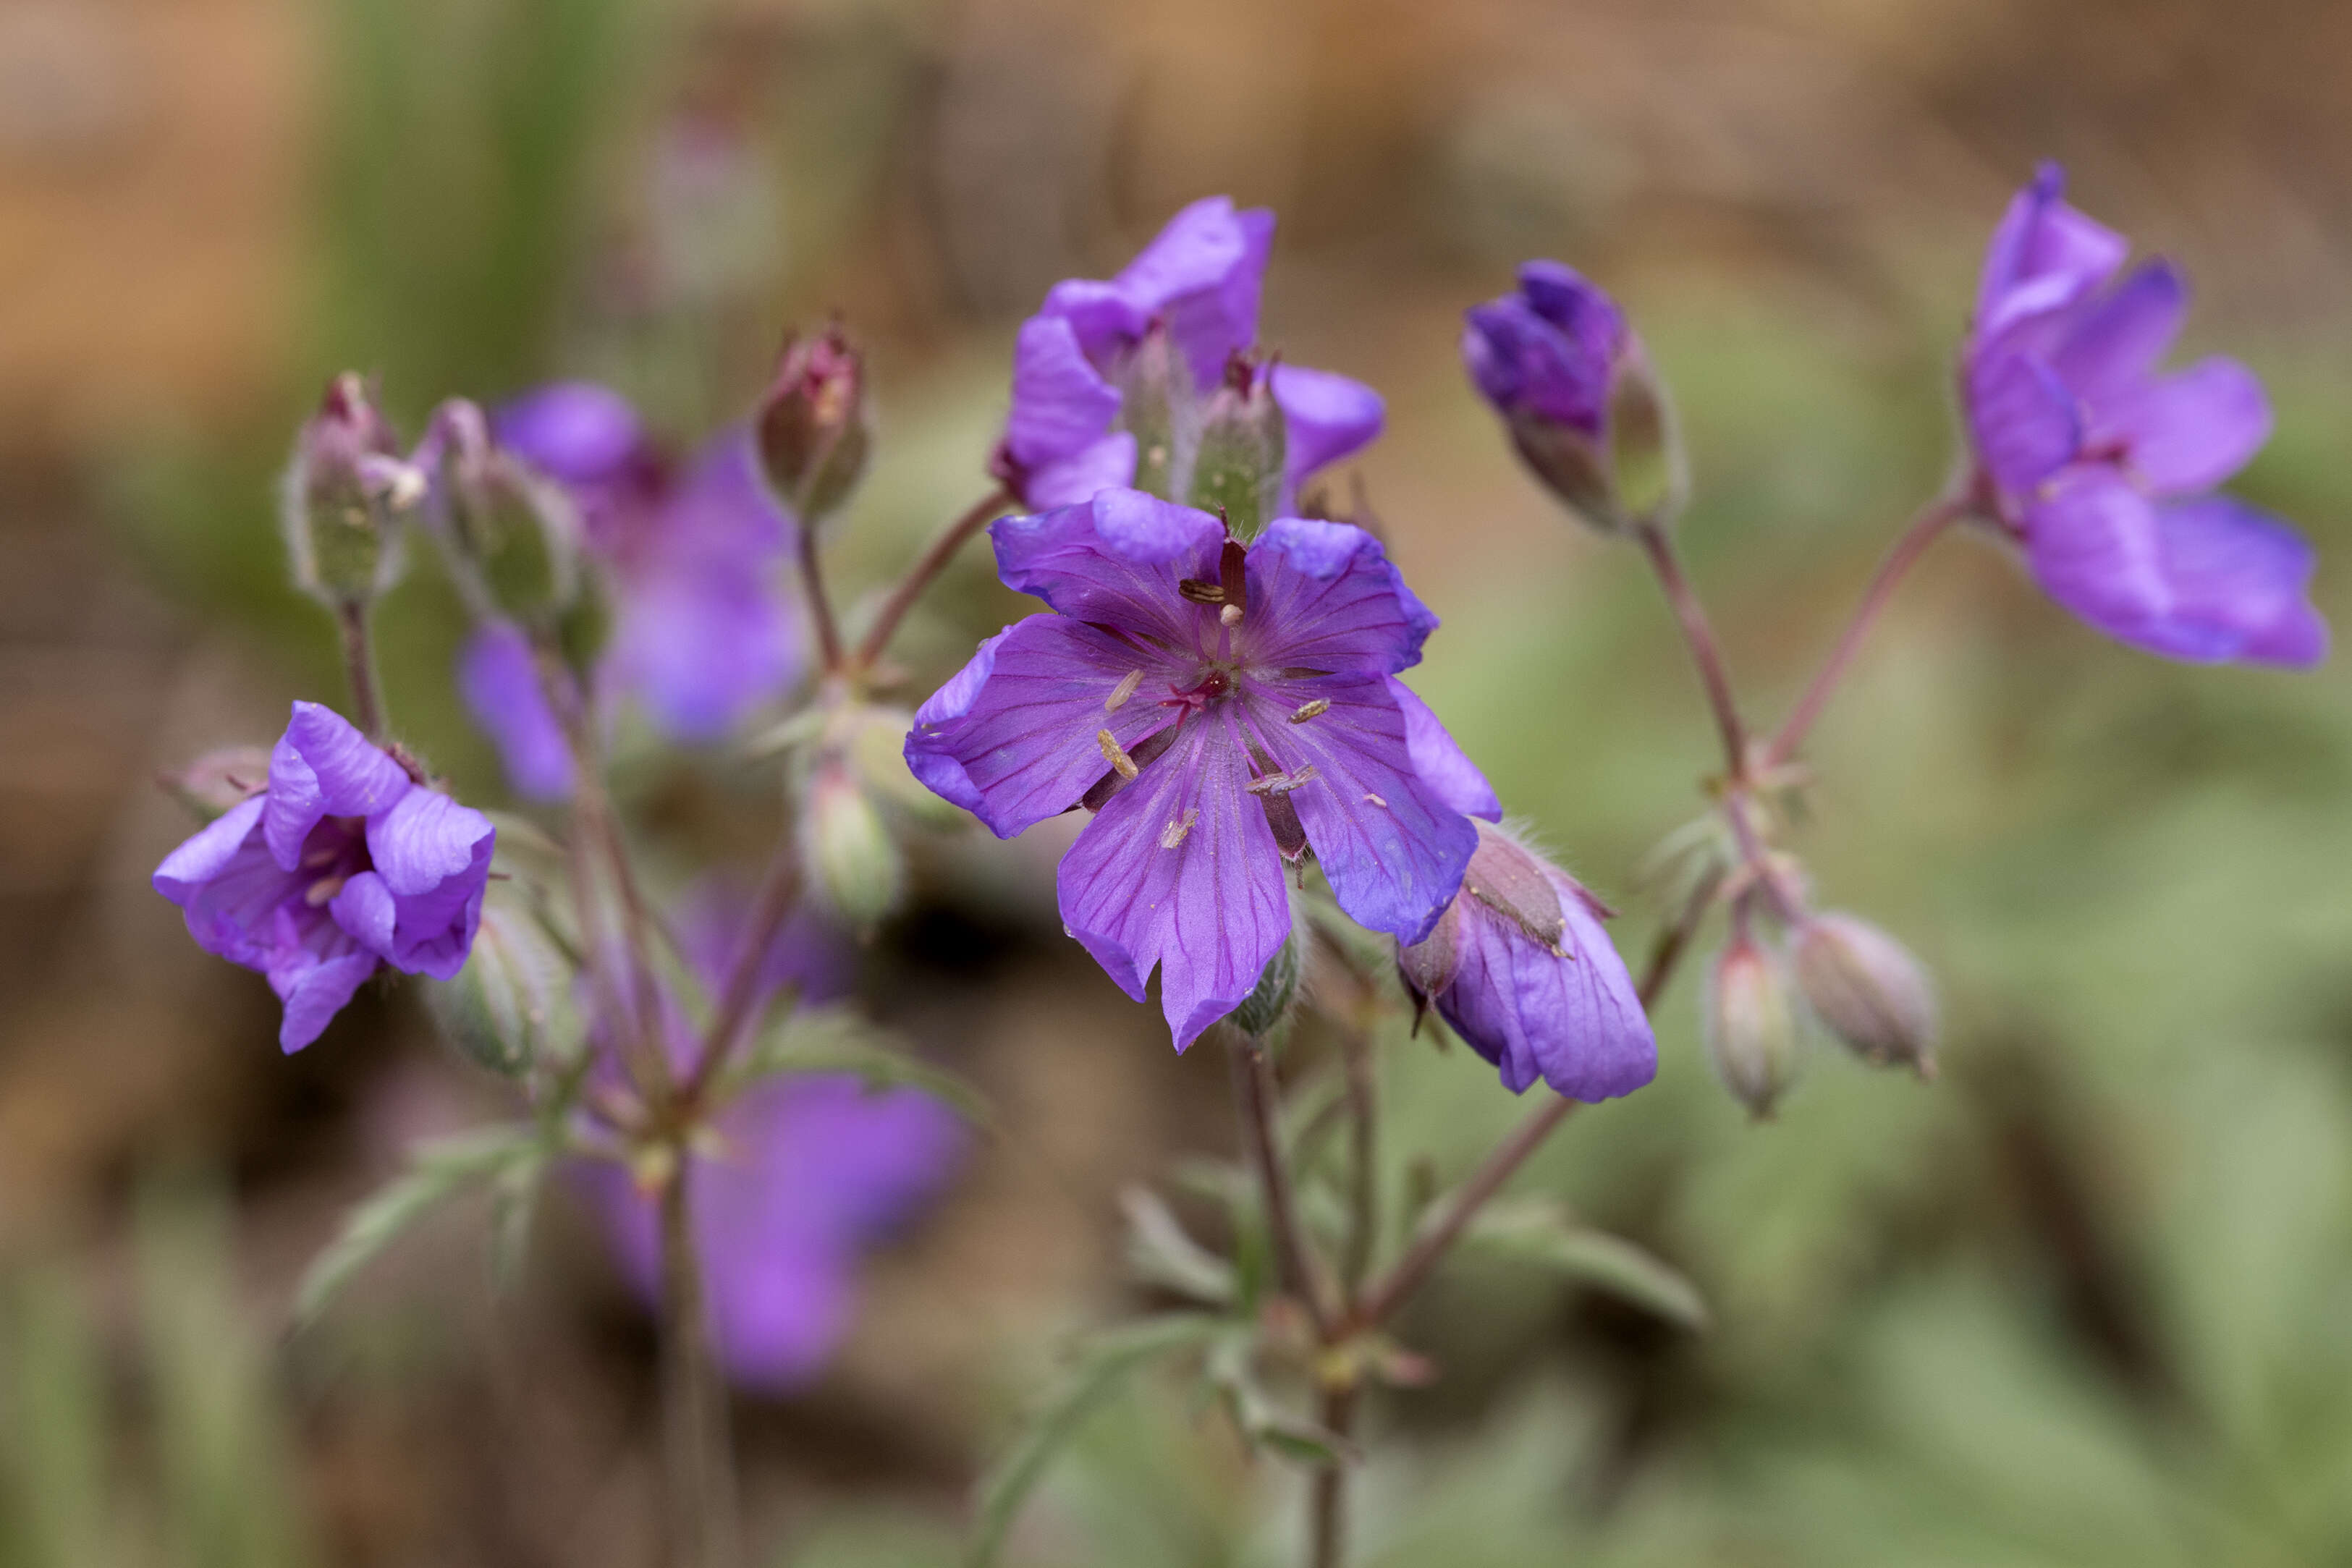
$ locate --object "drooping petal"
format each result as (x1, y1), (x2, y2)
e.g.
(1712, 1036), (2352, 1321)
(1245, 517), (1438, 677)
(1976, 163), (2129, 340)
(1966, 349), (2081, 497)
(991, 491), (1225, 647)
(1244, 675), (1474, 943)
(459, 622), (575, 801)
(263, 703), (412, 870)
(268, 944), (379, 1054)
(492, 382), (648, 484)
(362, 788), (496, 980)
(1004, 315), (1125, 470)
(1270, 364), (1384, 507)
(2048, 260), (2188, 410)
(1056, 708), (1290, 1051)
(903, 613), (1180, 839)
(1437, 868), (1655, 1101)
(1387, 679), (1501, 821)
(2135, 497), (2330, 667)
(2099, 357), (2271, 496)
(2023, 467), (2172, 646)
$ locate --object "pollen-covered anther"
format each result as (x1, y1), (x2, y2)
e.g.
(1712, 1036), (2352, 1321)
(1105, 669), (1144, 712)
(1097, 728), (1139, 781)
(1363, 791), (1387, 808)
(1287, 699), (1329, 724)
(1245, 763), (1320, 797)
(303, 875), (347, 908)
(1177, 579), (1227, 604)
(1219, 603), (1243, 627)
(1159, 808), (1198, 849)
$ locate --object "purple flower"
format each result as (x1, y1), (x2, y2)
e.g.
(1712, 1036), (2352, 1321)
(1399, 823), (1655, 1101)
(457, 384), (803, 794)
(905, 488), (1495, 1049)
(153, 703), (496, 1052)
(1963, 164), (2327, 668)
(993, 198), (1384, 515)
(1463, 260), (1630, 438)
(580, 889), (965, 1392)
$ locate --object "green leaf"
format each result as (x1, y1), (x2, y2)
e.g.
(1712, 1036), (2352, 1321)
(966, 1314), (1226, 1568)
(732, 1005), (989, 1127)
(293, 1126), (543, 1327)
(1202, 1331), (1355, 1467)
(1120, 1187), (1237, 1306)
(1463, 1199), (1710, 1331)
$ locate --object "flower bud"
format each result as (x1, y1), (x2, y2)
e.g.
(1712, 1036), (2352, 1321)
(423, 893), (572, 1077)
(754, 323), (870, 525)
(1461, 261), (1684, 533)
(160, 745), (271, 823)
(1227, 931), (1300, 1038)
(1120, 323), (1188, 502)
(282, 372), (418, 607)
(1792, 912), (1937, 1078)
(430, 399), (582, 624)
(798, 756), (903, 931)
(1704, 931), (1804, 1120)
(1188, 357), (1287, 544)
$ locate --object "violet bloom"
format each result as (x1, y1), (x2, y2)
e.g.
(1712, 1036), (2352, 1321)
(457, 383), (801, 795)
(905, 488), (1497, 1049)
(153, 702), (496, 1051)
(1963, 164), (2327, 667)
(582, 891), (965, 1392)
(1400, 822), (1655, 1101)
(1463, 260), (1630, 441)
(994, 196), (1384, 514)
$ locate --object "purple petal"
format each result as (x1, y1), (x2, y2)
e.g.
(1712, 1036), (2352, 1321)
(263, 703), (411, 870)
(1243, 675), (1475, 943)
(1966, 348), (2081, 497)
(459, 622), (575, 801)
(2138, 497), (2329, 667)
(269, 945), (379, 1054)
(493, 382), (648, 484)
(1111, 197), (1272, 386)
(1005, 315), (1125, 470)
(1038, 279), (1150, 365)
(990, 491), (1225, 645)
(664, 428), (791, 559)
(1056, 708), (1291, 1051)
(1517, 259), (1629, 344)
(1023, 433), (1139, 510)
(1437, 863), (1655, 1101)
(2099, 357), (2271, 496)
(904, 613), (1180, 839)
(360, 788), (495, 980)
(153, 794), (272, 910)
(2024, 467), (2172, 645)
(1270, 363), (1384, 508)
(1246, 517), (1439, 677)
(2049, 260), (2188, 410)
(1387, 679), (1500, 821)
(1976, 164), (2129, 340)
(326, 869), (398, 960)
(673, 881), (856, 1006)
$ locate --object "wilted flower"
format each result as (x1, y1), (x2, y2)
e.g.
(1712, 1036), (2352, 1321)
(1963, 164), (2327, 667)
(1462, 262), (1678, 530)
(282, 373), (418, 608)
(1704, 928), (1803, 1119)
(153, 703), (496, 1052)
(1790, 911), (1937, 1077)
(991, 197), (1384, 526)
(905, 488), (1492, 1048)
(754, 323), (871, 526)
(1398, 822), (1655, 1101)
(580, 890), (965, 1391)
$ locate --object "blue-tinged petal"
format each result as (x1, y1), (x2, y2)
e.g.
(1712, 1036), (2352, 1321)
(1245, 517), (1438, 677)
(2023, 467), (2173, 647)
(2048, 260), (2187, 410)
(1966, 348), (2081, 498)
(905, 614), (1182, 839)
(263, 703), (411, 870)
(1387, 679), (1500, 821)
(1111, 197), (1270, 386)
(1057, 708), (1290, 1051)
(1005, 315), (1124, 470)
(1976, 164), (2129, 340)
(492, 382), (647, 484)
(2100, 357), (2271, 496)
(991, 491), (1225, 647)
(2141, 497), (2329, 668)
(358, 787), (494, 979)
(1024, 432), (1138, 509)
(1243, 675), (1474, 943)
(459, 622), (575, 801)
(1270, 364), (1383, 507)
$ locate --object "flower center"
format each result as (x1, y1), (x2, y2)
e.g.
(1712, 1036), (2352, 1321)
(298, 815), (373, 907)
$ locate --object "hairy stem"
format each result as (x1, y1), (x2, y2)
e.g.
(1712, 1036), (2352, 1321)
(1764, 488), (1969, 767)
(334, 599), (389, 740)
(1635, 520), (1749, 778)
(852, 488), (1011, 676)
(1308, 1381), (1359, 1568)
(659, 1161), (739, 1568)
(1225, 1030), (1336, 1338)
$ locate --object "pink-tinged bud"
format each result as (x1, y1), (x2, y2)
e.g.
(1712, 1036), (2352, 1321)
(1188, 356), (1287, 543)
(160, 745), (271, 822)
(282, 372), (417, 607)
(754, 323), (871, 525)
(1705, 932), (1803, 1120)
(1792, 912), (1937, 1078)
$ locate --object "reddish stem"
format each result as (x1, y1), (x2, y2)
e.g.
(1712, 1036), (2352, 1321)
(851, 488), (1012, 676)
(1635, 522), (1750, 778)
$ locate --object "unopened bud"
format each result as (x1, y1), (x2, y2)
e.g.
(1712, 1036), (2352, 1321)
(1188, 357), (1286, 543)
(160, 746), (271, 822)
(1704, 932), (1804, 1120)
(1121, 325), (1187, 502)
(1227, 932), (1300, 1038)
(424, 894), (572, 1077)
(283, 373), (415, 606)
(843, 704), (968, 831)
(799, 758), (903, 930)
(1792, 912), (1937, 1078)
(755, 323), (870, 525)
(431, 399), (582, 624)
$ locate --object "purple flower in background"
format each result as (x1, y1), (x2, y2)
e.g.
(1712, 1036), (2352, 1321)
(153, 703), (496, 1051)
(905, 488), (1494, 1049)
(1399, 823), (1654, 1102)
(457, 383), (802, 795)
(1463, 260), (1630, 439)
(1963, 164), (2327, 667)
(994, 197), (1384, 514)
(581, 889), (965, 1391)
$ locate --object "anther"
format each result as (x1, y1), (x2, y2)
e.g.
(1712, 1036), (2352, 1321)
(1097, 729), (1139, 781)
(1159, 808), (1198, 849)
(1219, 603), (1243, 627)
(1105, 669), (1143, 712)
(1288, 699), (1329, 724)
(1177, 580), (1227, 604)
(1363, 792), (1388, 808)
(304, 875), (347, 907)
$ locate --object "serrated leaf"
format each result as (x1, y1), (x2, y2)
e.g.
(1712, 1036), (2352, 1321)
(1463, 1199), (1710, 1331)
(1120, 1187), (1236, 1306)
(293, 1127), (542, 1327)
(731, 1005), (989, 1127)
(966, 1314), (1225, 1567)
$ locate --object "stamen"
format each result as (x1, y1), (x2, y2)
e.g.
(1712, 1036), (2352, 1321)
(1245, 763), (1321, 796)
(302, 843), (342, 869)
(1159, 808), (1198, 849)
(304, 875), (347, 907)
(1177, 580), (1227, 604)
(1097, 729), (1139, 781)
(1105, 669), (1143, 712)
(1288, 699), (1330, 724)
(1363, 792), (1388, 808)
(1219, 603), (1243, 627)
